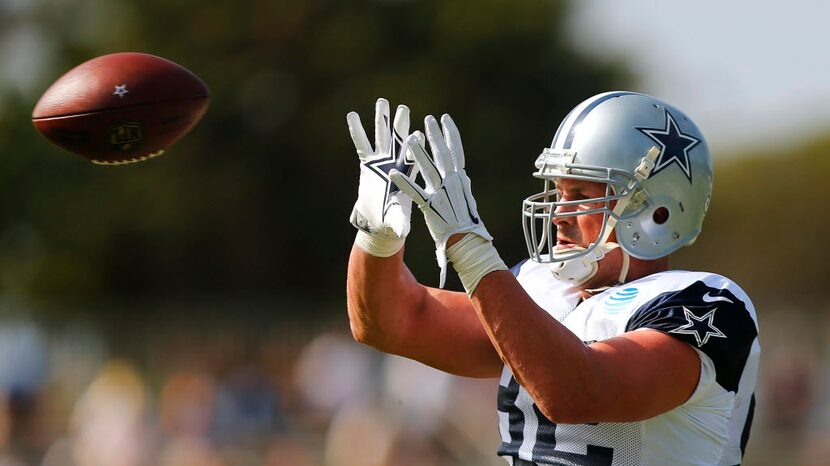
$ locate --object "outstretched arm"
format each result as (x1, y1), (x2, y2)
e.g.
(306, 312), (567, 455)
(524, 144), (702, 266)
(470, 270), (700, 423)
(345, 99), (501, 378)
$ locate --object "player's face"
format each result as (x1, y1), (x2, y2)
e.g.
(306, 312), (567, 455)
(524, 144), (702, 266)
(552, 178), (615, 248)
(552, 178), (625, 288)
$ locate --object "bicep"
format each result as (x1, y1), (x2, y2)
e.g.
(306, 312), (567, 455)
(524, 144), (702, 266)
(585, 329), (701, 422)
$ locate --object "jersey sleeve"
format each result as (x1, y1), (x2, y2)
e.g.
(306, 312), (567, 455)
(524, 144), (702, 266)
(625, 279), (758, 393)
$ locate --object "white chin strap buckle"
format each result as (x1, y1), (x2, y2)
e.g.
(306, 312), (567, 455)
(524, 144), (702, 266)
(549, 243), (622, 287)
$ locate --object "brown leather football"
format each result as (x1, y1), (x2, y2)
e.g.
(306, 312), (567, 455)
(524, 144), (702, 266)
(32, 52), (209, 165)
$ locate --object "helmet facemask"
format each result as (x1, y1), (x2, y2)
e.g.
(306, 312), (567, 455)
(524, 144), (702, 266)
(522, 147), (660, 286)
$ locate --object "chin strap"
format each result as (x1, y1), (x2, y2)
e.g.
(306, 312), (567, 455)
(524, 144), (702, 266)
(550, 242), (629, 288)
(618, 248), (630, 283)
(583, 245), (630, 294)
(549, 146), (658, 288)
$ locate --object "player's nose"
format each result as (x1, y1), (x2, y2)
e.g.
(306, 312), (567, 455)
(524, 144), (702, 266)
(552, 202), (577, 226)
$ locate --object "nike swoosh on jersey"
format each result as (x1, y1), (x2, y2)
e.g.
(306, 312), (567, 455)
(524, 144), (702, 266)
(702, 291), (734, 304)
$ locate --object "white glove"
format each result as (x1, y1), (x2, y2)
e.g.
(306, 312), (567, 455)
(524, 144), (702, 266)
(391, 114), (504, 290)
(347, 98), (418, 256)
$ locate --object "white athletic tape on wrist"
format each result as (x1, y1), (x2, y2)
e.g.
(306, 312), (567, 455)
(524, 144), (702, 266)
(355, 230), (405, 257)
(447, 234), (508, 296)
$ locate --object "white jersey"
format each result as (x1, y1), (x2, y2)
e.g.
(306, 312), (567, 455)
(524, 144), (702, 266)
(497, 261), (760, 466)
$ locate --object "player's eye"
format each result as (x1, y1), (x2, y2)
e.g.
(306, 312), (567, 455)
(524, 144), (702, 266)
(559, 192), (587, 203)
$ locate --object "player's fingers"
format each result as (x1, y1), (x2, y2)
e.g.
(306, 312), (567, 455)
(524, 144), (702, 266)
(408, 161), (420, 183)
(374, 98), (391, 153)
(347, 112), (372, 159)
(392, 104), (410, 162)
(441, 114), (465, 169)
(406, 132), (441, 192)
(425, 115), (451, 176)
(390, 169), (429, 207)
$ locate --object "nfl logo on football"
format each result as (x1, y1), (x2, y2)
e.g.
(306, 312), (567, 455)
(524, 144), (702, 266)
(110, 122), (143, 151)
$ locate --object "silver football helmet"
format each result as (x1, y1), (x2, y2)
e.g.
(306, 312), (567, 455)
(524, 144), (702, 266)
(522, 91), (712, 285)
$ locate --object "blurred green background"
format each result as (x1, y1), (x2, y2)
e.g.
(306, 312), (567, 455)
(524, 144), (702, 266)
(0, 0), (827, 465)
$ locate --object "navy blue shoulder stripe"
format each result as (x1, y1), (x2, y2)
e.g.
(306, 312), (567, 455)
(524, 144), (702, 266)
(625, 280), (757, 393)
(510, 259), (529, 277)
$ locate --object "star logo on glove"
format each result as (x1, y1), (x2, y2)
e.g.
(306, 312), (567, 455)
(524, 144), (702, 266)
(636, 109), (701, 183)
(670, 306), (727, 347)
(364, 117), (415, 218)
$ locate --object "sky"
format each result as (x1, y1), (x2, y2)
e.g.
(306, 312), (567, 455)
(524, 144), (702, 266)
(568, 0), (830, 155)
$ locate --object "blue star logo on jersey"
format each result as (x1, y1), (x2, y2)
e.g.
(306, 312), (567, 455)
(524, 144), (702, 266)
(636, 109), (701, 183)
(364, 116), (415, 219)
(670, 306), (727, 347)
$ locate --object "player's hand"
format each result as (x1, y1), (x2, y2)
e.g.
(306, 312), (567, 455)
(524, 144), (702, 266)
(390, 114), (494, 287)
(348, 98), (418, 256)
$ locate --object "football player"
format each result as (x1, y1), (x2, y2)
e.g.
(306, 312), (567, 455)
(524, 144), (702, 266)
(346, 93), (759, 466)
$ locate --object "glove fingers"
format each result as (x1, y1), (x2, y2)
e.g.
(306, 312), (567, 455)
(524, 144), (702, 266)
(462, 175), (481, 219)
(406, 133), (441, 192)
(441, 114), (465, 170)
(374, 98), (391, 154)
(390, 169), (429, 207)
(347, 112), (372, 160)
(408, 162), (420, 182)
(425, 115), (452, 177)
(392, 105), (410, 163)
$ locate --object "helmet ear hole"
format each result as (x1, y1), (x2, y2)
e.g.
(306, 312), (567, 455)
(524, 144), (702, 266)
(653, 206), (670, 225)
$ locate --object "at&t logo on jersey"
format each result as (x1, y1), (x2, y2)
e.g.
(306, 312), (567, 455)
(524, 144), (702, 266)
(602, 287), (639, 314)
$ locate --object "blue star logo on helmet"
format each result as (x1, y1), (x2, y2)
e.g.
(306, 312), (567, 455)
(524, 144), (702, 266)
(636, 109), (701, 183)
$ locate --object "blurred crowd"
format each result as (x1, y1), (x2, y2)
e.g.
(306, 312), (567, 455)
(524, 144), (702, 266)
(0, 308), (502, 466)
(0, 304), (827, 466)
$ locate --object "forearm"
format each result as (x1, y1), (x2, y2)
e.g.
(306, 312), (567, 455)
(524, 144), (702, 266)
(347, 243), (421, 350)
(470, 270), (602, 422)
(469, 270), (701, 423)
(347, 242), (502, 377)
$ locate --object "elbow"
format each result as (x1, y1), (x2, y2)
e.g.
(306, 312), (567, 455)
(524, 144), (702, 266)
(530, 350), (608, 423)
(349, 321), (378, 347)
(346, 287), (420, 354)
(535, 400), (589, 425)
(535, 399), (599, 425)
(347, 314), (392, 352)
(346, 298), (381, 348)
(531, 386), (605, 425)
